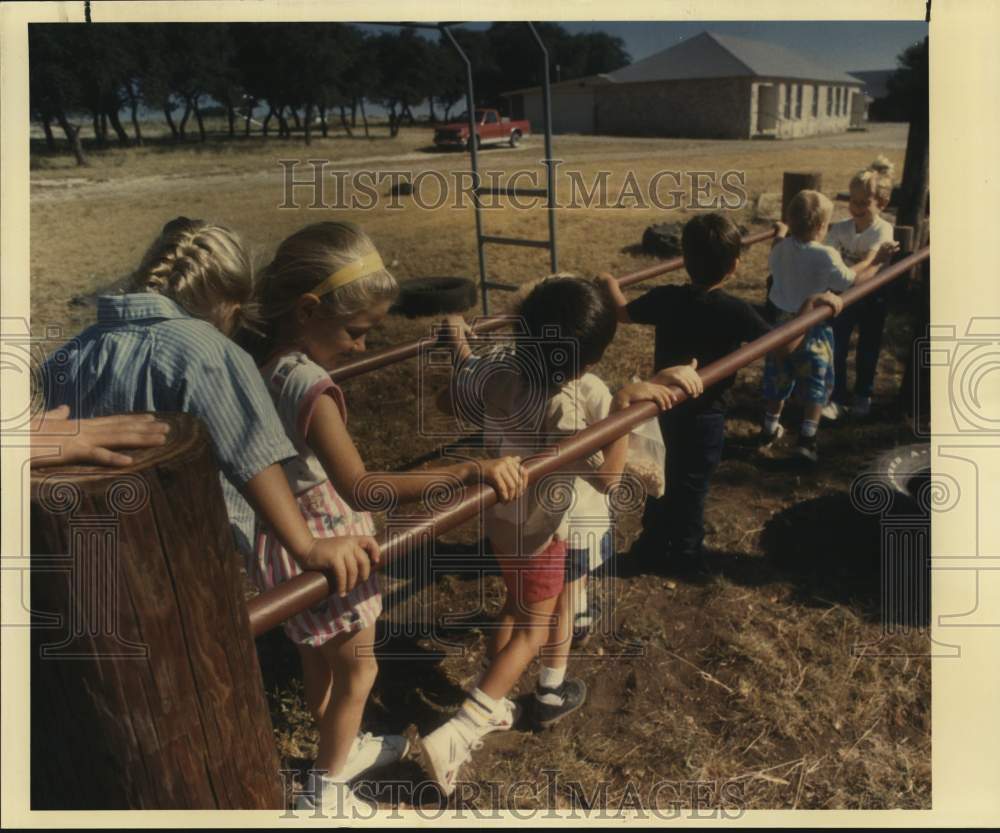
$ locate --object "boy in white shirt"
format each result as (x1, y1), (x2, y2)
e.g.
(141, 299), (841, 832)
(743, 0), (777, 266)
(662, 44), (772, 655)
(823, 157), (898, 419)
(761, 190), (896, 461)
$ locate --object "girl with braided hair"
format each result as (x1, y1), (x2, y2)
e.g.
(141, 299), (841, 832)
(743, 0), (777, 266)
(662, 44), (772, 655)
(42, 216), (378, 603)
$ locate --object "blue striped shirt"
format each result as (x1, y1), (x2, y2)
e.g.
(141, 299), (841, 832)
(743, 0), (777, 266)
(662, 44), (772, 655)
(41, 293), (297, 553)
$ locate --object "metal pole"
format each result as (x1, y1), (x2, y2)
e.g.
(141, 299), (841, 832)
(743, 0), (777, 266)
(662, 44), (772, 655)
(329, 228), (776, 383)
(247, 247), (929, 637)
(527, 22), (558, 273)
(442, 25), (490, 316)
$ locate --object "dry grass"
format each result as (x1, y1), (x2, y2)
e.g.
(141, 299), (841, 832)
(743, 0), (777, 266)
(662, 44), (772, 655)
(29, 122), (929, 811)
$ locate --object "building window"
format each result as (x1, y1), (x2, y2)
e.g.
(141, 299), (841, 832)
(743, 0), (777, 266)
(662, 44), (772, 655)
(841, 87), (847, 116)
(783, 84), (791, 119)
(826, 86), (833, 116)
(812, 84), (819, 118)
(795, 84), (803, 119)
(834, 87), (840, 116)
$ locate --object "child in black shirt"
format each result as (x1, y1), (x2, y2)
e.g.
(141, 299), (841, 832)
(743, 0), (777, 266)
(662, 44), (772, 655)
(600, 214), (772, 569)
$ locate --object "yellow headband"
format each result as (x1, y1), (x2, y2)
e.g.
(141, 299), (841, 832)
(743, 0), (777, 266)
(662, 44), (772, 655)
(309, 251), (385, 297)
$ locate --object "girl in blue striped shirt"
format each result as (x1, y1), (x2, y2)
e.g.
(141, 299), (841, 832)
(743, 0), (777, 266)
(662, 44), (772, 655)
(42, 217), (378, 599)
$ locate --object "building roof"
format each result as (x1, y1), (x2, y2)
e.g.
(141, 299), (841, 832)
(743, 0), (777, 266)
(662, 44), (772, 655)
(606, 31), (864, 85)
(502, 30), (863, 98)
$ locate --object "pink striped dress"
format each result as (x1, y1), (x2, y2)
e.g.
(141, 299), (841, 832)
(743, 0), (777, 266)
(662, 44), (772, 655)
(251, 350), (381, 647)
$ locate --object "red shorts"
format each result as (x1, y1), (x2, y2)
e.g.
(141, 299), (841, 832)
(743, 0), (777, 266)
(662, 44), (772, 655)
(495, 537), (568, 604)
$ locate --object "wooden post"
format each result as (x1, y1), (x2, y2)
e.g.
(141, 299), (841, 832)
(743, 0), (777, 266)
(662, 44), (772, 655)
(895, 112), (929, 247)
(30, 413), (283, 810)
(781, 172), (823, 221)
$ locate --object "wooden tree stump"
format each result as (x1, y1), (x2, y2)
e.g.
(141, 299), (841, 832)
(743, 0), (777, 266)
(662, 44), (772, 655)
(29, 413), (282, 810)
(781, 172), (823, 221)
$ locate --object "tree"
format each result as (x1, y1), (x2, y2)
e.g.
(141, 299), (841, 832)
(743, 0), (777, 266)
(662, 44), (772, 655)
(29, 25), (89, 165)
(372, 28), (435, 137)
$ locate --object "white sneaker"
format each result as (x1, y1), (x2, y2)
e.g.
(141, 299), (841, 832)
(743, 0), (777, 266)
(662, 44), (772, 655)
(820, 401), (843, 421)
(484, 697), (519, 733)
(294, 776), (374, 818)
(417, 722), (483, 797)
(339, 732), (409, 781)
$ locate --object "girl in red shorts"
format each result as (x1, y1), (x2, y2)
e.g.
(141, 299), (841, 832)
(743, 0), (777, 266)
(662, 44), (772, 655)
(420, 276), (701, 796)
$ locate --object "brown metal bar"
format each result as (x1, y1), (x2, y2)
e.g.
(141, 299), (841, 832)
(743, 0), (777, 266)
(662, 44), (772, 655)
(330, 227), (778, 383)
(479, 235), (553, 249)
(248, 246), (928, 637)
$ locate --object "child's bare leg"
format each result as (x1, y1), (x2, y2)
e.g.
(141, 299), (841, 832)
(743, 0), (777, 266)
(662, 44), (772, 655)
(314, 626), (378, 778)
(297, 643), (333, 723)
(765, 399), (785, 418)
(487, 597), (517, 660)
(540, 585), (573, 670)
(479, 595), (559, 701)
(802, 402), (822, 424)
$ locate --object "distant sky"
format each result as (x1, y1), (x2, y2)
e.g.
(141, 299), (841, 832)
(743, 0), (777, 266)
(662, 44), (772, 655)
(361, 20), (928, 74)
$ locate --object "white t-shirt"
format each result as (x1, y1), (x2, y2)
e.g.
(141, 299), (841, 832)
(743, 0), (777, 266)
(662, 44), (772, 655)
(768, 237), (856, 314)
(824, 215), (894, 266)
(456, 347), (606, 557)
(260, 350), (347, 494)
(564, 373), (614, 554)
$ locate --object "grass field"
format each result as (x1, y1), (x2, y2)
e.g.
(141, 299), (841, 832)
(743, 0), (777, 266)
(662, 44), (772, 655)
(29, 121), (930, 811)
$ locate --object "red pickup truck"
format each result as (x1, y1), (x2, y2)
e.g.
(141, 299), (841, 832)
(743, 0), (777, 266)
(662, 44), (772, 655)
(434, 109), (530, 149)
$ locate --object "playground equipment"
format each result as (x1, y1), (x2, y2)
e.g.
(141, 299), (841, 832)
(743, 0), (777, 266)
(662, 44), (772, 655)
(27, 171), (928, 808)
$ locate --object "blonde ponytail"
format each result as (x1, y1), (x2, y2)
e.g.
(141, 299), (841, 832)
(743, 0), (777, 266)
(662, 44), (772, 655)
(850, 155), (895, 206)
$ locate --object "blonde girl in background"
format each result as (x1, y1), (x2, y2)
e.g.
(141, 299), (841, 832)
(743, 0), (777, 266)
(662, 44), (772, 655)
(824, 156), (899, 419)
(248, 221), (527, 813)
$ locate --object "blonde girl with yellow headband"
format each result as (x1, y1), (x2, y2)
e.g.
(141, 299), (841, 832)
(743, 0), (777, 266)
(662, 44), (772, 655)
(247, 222), (527, 813)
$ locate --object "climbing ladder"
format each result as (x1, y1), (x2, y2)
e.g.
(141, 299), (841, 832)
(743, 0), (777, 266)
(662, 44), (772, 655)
(402, 21), (559, 314)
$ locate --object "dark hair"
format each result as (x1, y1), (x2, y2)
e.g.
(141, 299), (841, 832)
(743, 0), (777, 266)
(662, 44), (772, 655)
(517, 276), (617, 391)
(681, 213), (742, 287)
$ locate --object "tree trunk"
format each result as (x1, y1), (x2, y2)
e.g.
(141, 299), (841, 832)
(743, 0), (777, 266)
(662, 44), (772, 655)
(164, 101), (180, 140)
(41, 115), (56, 151)
(427, 94), (437, 123)
(318, 104), (328, 138)
(192, 99), (206, 143)
(29, 413), (283, 810)
(92, 112), (105, 147)
(359, 97), (369, 138)
(261, 105), (274, 137)
(107, 109), (130, 147)
(351, 96), (357, 127)
(226, 103), (236, 138)
(303, 101), (313, 146)
(244, 99), (256, 137)
(56, 112), (88, 166)
(129, 99), (144, 146)
(338, 105), (352, 137)
(100, 111), (109, 144)
(276, 105), (290, 139)
(178, 100), (192, 141)
(401, 102), (415, 126)
(290, 107), (301, 130)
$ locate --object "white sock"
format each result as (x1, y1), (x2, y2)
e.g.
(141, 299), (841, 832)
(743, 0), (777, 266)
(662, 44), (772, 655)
(573, 581), (589, 620)
(801, 419), (818, 438)
(454, 687), (501, 738)
(538, 664), (567, 691)
(763, 413), (780, 433)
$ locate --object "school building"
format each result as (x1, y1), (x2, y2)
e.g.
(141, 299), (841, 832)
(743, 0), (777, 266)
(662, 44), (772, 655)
(503, 30), (867, 140)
